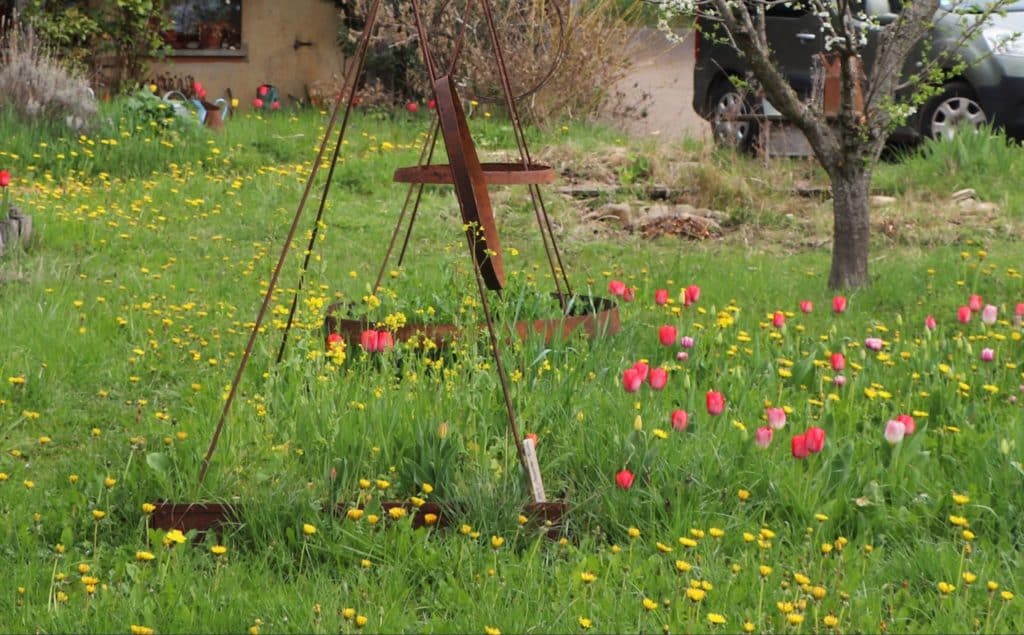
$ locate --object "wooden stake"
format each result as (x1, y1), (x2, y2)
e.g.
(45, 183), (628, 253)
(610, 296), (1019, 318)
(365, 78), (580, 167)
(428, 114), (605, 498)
(522, 437), (546, 503)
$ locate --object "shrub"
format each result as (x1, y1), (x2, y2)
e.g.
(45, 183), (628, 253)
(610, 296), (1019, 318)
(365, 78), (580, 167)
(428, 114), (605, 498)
(0, 18), (97, 130)
(330, 0), (640, 123)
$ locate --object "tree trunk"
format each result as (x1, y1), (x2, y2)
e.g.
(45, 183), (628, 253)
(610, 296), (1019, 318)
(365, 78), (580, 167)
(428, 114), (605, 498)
(827, 163), (872, 289)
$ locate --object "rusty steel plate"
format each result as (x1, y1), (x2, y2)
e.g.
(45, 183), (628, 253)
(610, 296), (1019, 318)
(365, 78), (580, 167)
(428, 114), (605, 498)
(433, 74), (505, 290)
(393, 162), (556, 186)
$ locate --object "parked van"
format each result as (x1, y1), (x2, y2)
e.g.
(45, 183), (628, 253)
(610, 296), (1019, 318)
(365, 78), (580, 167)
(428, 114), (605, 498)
(692, 0), (1024, 148)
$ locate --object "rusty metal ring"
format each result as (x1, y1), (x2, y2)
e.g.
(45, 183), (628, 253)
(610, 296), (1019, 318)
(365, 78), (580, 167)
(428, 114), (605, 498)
(433, 73), (505, 290)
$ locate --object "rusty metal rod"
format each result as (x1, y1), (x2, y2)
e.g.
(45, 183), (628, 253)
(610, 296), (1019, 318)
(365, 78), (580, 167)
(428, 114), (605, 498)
(198, 0), (383, 487)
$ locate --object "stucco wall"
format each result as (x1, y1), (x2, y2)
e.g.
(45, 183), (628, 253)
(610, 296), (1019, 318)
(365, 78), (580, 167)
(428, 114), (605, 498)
(149, 0), (345, 108)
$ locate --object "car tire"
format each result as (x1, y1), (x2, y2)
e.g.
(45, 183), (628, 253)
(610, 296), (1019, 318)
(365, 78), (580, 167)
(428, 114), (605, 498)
(919, 81), (987, 140)
(707, 78), (759, 151)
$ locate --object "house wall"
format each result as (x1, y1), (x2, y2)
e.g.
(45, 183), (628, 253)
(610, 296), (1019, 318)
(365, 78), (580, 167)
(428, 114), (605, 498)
(148, 0), (345, 108)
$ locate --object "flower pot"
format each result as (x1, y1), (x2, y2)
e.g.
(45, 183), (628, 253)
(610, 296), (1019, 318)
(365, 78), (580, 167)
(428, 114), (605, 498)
(201, 101), (223, 130)
(148, 501), (240, 534)
(523, 500), (568, 540)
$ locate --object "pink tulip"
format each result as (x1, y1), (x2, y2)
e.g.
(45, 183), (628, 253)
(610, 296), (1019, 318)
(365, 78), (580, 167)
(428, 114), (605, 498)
(799, 300), (813, 314)
(791, 434), (809, 459)
(632, 361), (649, 382)
(622, 368), (643, 393)
(865, 337), (883, 351)
(680, 336), (695, 349)
(1016, 303), (1024, 327)
(772, 311), (785, 328)
(957, 306), (971, 324)
(981, 304), (998, 325)
(676, 351), (689, 362)
(671, 409), (688, 432)
(377, 331), (394, 352)
(608, 279), (626, 297)
(654, 289), (669, 305)
(925, 315), (937, 330)
(706, 390), (725, 416)
(833, 374), (846, 387)
(766, 407), (786, 430)
(884, 419), (906, 444)
(969, 294), (983, 312)
(832, 296), (847, 313)
(359, 329), (379, 352)
(1016, 303), (1024, 316)
(896, 414), (915, 435)
(805, 426), (826, 453)
(648, 367), (668, 390)
(755, 426), (773, 448)
(981, 348), (995, 362)
(622, 287), (635, 302)
(830, 352), (845, 371)
(684, 285), (701, 305)
(615, 469), (634, 490)
(658, 325), (678, 347)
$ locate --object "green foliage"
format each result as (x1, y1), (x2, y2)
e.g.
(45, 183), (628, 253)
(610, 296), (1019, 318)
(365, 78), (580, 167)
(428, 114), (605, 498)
(22, 0), (168, 93)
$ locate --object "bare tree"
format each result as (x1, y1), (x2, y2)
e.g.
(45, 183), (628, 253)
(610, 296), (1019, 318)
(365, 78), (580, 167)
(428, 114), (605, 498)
(658, 0), (1011, 288)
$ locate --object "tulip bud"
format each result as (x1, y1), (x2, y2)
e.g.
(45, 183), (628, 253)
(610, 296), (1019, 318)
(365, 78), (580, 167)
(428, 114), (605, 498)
(799, 300), (813, 314)
(648, 367), (668, 390)
(671, 409), (688, 431)
(832, 296), (847, 313)
(658, 325), (678, 347)
(884, 419), (906, 444)
(791, 434), (809, 459)
(981, 304), (998, 325)
(654, 289), (669, 305)
(925, 315), (937, 330)
(772, 311), (785, 328)
(615, 469), (634, 490)
(805, 426), (826, 453)
(622, 368), (643, 393)
(957, 306), (971, 324)
(830, 352), (846, 371)
(706, 390), (725, 416)
(755, 426), (773, 448)
(766, 407), (787, 430)
(969, 294), (983, 312)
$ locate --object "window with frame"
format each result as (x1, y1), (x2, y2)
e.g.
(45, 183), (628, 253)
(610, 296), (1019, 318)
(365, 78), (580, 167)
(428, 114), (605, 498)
(163, 0), (243, 52)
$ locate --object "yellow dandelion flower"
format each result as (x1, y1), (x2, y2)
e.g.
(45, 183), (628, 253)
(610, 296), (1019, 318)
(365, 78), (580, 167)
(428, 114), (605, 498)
(949, 514), (969, 527)
(130, 625), (155, 635)
(355, 615), (368, 628)
(578, 616), (593, 629)
(707, 613), (727, 625)
(580, 571), (597, 583)
(211, 545), (227, 556)
(962, 529), (976, 541)
(685, 587), (706, 602)
(104, 476), (117, 488)
(302, 523), (317, 536)
(388, 506), (407, 520)
(1001, 590), (1014, 601)
(742, 621), (755, 633)
(484, 626), (500, 635)
(823, 613), (840, 628)
(628, 526), (641, 539)
(987, 581), (1000, 592)
(342, 608), (356, 620)
(737, 489), (751, 501)
(423, 513), (438, 526)
(136, 550), (155, 562)
(92, 510), (106, 520)
(490, 535), (505, 549)
(163, 529), (186, 546)
(347, 508), (364, 521)
(366, 514), (380, 525)
(811, 586), (827, 600)
(360, 559), (372, 568)
(642, 597), (658, 611)
(787, 613), (805, 626)
(938, 581), (956, 595)
(656, 542), (673, 553)
(759, 565), (773, 577)
(141, 503), (156, 514)
(709, 527), (725, 538)
(679, 537), (698, 548)
(675, 560), (692, 572)
(963, 572), (977, 584)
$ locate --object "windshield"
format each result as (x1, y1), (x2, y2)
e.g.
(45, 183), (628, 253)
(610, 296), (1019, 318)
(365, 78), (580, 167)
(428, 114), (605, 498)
(939, 0), (1024, 12)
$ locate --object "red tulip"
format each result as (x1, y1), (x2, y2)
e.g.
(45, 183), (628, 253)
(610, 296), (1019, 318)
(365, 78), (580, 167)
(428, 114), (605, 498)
(706, 390), (725, 416)
(196, 87), (207, 100)
(832, 295), (847, 313)
(406, 101), (419, 113)
(377, 331), (394, 351)
(791, 434), (809, 459)
(252, 98), (264, 109)
(658, 325), (678, 347)
(969, 294), (983, 312)
(957, 306), (971, 324)
(1016, 303), (1024, 327)
(0, 169), (9, 187)
(271, 100), (280, 110)
(799, 300), (813, 313)
(615, 469), (634, 490)
(193, 81), (203, 94)
(830, 352), (845, 371)
(608, 279), (626, 297)
(525, 432), (539, 446)
(1016, 303), (1024, 316)
(684, 285), (701, 305)
(631, 361), (649, 382)
(654, 288), (669, 305)
(772, 311), (785, 328)
(805, 426), (826, 453)
(326, 332), (343, 350)
(671, 409), (688, 431)
(925, 315), (937, 330)
(755, 426), (773, 448)
(359, 329), (379, 352)
(896, 413), (915, 435)
(428, 99), (437, 109)
(648, 367), (668, 390)
(622, 287), (635, 302)
(622, 368), (643, 393)
(258, 85), (269, 97)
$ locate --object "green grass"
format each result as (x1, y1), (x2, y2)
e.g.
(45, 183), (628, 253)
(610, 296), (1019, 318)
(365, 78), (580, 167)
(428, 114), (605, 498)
(1, 101), (1023, 634)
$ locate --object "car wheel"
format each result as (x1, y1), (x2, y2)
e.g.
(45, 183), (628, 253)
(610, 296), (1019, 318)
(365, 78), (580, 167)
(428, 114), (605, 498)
(708, 79), (758, 151)
(919, 82), (987, 140)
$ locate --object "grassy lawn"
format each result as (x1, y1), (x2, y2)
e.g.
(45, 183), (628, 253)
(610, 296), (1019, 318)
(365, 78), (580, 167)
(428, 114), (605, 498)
(1, 100), (1023, 634)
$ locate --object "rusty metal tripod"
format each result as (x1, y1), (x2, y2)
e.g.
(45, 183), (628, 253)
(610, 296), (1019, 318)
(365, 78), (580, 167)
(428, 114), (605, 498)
(199, 0), (581, 506)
